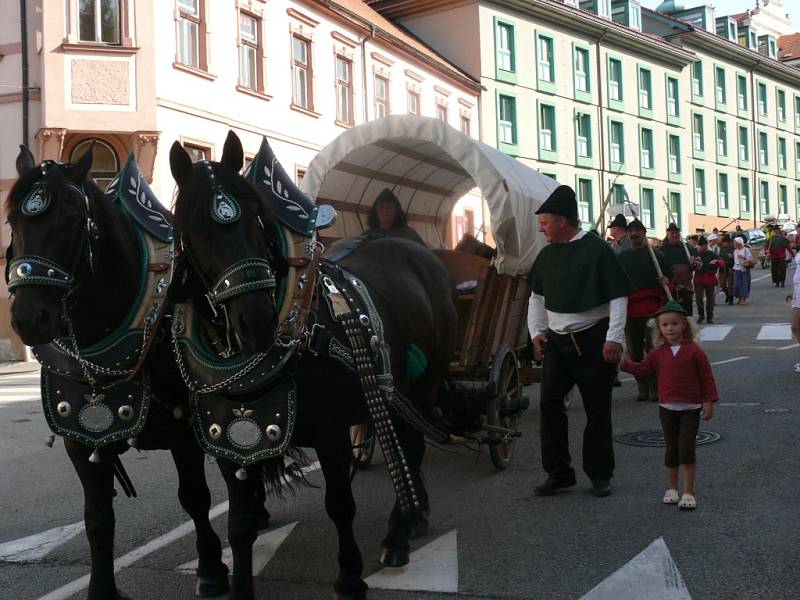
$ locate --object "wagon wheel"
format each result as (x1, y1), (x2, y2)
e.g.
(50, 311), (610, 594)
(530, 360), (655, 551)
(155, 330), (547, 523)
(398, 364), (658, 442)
(487, 347), (521, 470)
(350, 422), (376, 469)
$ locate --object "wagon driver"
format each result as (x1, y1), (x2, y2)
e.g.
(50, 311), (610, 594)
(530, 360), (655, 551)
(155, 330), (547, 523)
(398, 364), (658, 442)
(528, 185), (635, 497)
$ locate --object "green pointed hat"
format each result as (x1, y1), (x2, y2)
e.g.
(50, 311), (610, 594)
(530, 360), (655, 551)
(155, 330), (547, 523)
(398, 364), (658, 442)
(653, 299), (687, 317)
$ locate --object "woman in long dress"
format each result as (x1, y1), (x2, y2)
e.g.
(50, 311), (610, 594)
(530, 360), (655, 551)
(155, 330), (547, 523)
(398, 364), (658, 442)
(732, 236), (753, 305)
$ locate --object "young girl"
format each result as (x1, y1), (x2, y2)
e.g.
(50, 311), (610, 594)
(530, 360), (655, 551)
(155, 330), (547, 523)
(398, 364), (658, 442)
(621, 300), (718, 510)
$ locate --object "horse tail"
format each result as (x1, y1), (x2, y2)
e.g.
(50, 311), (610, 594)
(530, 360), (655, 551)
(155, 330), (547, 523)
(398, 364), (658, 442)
(256, 447), (316, 498)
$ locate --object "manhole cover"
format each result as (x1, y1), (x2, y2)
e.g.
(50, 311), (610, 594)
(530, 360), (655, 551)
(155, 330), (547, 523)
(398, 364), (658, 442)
(615, 430), (721, 447)
(764, 408), (790, 414)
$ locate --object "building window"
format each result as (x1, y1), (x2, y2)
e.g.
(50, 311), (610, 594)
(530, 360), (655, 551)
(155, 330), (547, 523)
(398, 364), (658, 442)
(778, 137), (787, 171)
(737, 75), (748, 111)
(609, 120), (624, 164)
(436, 103), (448, 122)
(238, 12), (261, 91)
(70, 138), (119, 190)
(539, 104), (556, 151)
(715, 66), (726, 104)
(777, 89), (786, 122)
(740, 176), (750, 212)
(640, 127), (653, 170)
(760, 180), (769, 215)
(638, 67), (652, 110)
(177, 0), (204, 70)
(693, 113), (704, 152)
(608, 57), (623, 103)
(779, 184), (788, 214)
(692, 61), (703, 97)
(292, 35), (312, 110)
(668, 134), (681, 174)
(335, 56), (353, 125)
(796, 142), (800, 176)
(460, 115), (471, 136)
(79, 0), (121, 44)
(694, 168), (706, 206)
(738, 126), (749, 161)
(718, 172), (729, 210)
(757, 82), (767, 116)
(182, 142), (211, 163)
(495, 21), (515, 73)
(374, 75), (389, 119)
(407, 88), (420, 115)
(795, 96), (800, 129)
(576, 113), (591, 158)
(574, 46), (590, 93)
(611, 183), (626, 206)
(577, 178), (592, 224)
(641, 187), (654, 228)
(716, 120), (727, 158)
(759, 131), (768, 167)
(537, 34), (554, 84)
(669, 191), (681, 228)
(667, 77), (679, 117)
(498, 94), (516, 145)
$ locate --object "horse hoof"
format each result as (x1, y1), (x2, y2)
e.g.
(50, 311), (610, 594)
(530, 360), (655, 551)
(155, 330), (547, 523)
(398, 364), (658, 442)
(379, 544), (410, 568)
(334, 578), (368, 600)
(196, 573), (230, 597)
(409, 517), (429, 540)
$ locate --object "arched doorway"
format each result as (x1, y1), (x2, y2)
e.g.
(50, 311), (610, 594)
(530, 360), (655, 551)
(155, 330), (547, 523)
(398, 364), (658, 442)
(70, 138), (119, 191)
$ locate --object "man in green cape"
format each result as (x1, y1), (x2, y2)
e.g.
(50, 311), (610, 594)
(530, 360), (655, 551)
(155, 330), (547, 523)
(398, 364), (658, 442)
(528, 185), (635, 498)
(661, 223), (700, 316)
(766, 228), (792, 287)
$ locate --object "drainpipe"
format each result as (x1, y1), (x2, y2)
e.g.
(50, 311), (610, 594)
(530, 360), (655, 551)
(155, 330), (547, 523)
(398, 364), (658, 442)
(594, 30), (609, 231)
(361, 24), (376, 124)
(20, 0), (29, 148)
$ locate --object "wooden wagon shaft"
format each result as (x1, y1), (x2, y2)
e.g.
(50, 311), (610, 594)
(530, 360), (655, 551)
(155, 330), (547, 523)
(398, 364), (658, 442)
(480, 423), (522, 436)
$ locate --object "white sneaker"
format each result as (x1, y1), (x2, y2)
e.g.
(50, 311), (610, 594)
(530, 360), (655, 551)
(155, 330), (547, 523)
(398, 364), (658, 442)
(793, 362), (800, 373)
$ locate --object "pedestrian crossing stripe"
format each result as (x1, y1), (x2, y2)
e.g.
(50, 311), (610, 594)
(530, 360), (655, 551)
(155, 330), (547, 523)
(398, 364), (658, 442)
(0, 521), (85, 562)
(756, 325), (793, 340)
(699, 325), (733, 342)
(698, 324), (794, 343)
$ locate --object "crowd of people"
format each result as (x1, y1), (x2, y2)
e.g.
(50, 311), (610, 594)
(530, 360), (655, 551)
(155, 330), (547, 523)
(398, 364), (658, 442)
(525, 184), (800, 512)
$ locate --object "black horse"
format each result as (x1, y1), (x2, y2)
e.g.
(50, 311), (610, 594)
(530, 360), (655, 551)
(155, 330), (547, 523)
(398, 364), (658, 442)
(168, 131), (457, 599)
(6, 146), (230, 600)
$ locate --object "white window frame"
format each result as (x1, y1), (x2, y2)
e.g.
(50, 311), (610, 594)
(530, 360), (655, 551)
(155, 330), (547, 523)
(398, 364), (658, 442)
(538, 36), (553, 83)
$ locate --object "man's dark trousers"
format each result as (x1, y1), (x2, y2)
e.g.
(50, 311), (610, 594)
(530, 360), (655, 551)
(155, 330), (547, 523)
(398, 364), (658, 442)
(771, 258), (787, 285)
(694, 283), (715, 320)
(541, 319), (616, 482)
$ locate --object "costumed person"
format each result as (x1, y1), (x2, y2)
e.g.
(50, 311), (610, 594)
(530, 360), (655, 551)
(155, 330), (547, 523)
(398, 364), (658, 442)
(621, 301), (717, 510)
(617, 218), (672, 402)
(608, 213), (630, 254)
(364, 187), (426, 246)
(694, 237), (724, 324)
(766, 227), (793, 288)
(718, 234), (735, 305)
(660, 223), (700, 316)
(734, 224), (749, 243)
(787, 261), (800, 373)
(732, 236), (753, 304)
(528, 185), (635, 498)
(707, 233), (719, 254)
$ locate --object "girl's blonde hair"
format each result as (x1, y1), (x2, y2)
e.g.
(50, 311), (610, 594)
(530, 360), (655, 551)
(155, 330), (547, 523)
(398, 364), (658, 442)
(650, 312), (699, 346)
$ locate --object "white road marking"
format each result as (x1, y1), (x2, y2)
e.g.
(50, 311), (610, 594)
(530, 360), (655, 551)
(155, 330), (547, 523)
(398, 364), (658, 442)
(35, 461), (321, 600)
(0, 522), (85, 562)
(365, 530), (458, 593)
(719, 402), (761, 406)
(711, 357), (749, 365)
(757, 325), (793, 340)
(176, 521), (298, 576)
(580, 537), (691, 600)
(777, 343), (800, 351)
(752, 273), (772, 282)
(699, 325), (733, 342)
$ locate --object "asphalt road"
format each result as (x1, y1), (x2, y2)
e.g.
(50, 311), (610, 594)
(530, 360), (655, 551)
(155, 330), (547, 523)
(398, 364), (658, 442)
(1, 264), (798, 600)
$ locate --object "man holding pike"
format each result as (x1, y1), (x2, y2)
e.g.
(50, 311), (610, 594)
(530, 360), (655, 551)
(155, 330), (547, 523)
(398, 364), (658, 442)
(660, 223), (701, 317)
(617, 219), (672, 402)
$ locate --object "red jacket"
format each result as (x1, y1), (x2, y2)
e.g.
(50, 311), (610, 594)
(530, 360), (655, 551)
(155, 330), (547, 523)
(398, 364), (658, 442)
(622, 342), (718, 406)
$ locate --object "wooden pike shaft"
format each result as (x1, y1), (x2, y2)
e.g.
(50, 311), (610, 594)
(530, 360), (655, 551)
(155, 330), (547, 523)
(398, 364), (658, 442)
(646, 240), (673, 301)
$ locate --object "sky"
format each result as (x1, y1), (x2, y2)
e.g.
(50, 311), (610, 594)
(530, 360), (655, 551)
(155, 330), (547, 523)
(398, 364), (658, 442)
(640, 0), (800, 31)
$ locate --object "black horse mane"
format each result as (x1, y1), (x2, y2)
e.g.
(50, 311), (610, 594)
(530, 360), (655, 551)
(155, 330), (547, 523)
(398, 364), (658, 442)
(173, 161), (277, 237)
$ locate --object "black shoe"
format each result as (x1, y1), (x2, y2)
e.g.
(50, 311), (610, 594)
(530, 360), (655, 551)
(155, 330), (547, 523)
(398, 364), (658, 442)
(781, 282), (785, 288)
(534, 475), (577, 496)
(590, 477), (612, 497)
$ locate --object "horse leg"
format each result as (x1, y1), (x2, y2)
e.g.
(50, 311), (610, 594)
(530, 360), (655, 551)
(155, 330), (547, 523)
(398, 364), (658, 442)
(169, 438), (229, 597)
(64, 440), (124, 600)
(317, 429), (367, 600)
(218, 458), (259, 600)
(379, 422), (429, 568)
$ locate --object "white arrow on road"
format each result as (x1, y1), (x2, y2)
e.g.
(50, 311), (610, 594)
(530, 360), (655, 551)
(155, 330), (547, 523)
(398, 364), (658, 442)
(0, 521), (85, 562)
(580, 537), (691, 600)
(175, 521), (298, 576)
(365, 529), (458, 593)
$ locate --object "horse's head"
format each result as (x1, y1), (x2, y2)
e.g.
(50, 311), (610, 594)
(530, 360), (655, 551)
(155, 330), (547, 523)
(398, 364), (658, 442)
(170, 131), (288, 354)
(5, 145), (97, 346)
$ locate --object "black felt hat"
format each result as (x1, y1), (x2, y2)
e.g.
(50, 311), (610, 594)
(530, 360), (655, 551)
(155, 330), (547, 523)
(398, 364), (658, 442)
(667, 222), (681, 232)
(627, 218), (646, 232)
(608, 213), (628, 229)
(698, 236), (708, 245)
(535, 185), (578, 220)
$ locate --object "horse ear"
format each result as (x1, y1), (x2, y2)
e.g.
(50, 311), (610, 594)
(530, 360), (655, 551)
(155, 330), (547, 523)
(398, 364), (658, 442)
(15, 145), (36, 176)
(220, 130), (243, 173)
(69, 142), (95, 184)
(169, 142), (193, 188)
